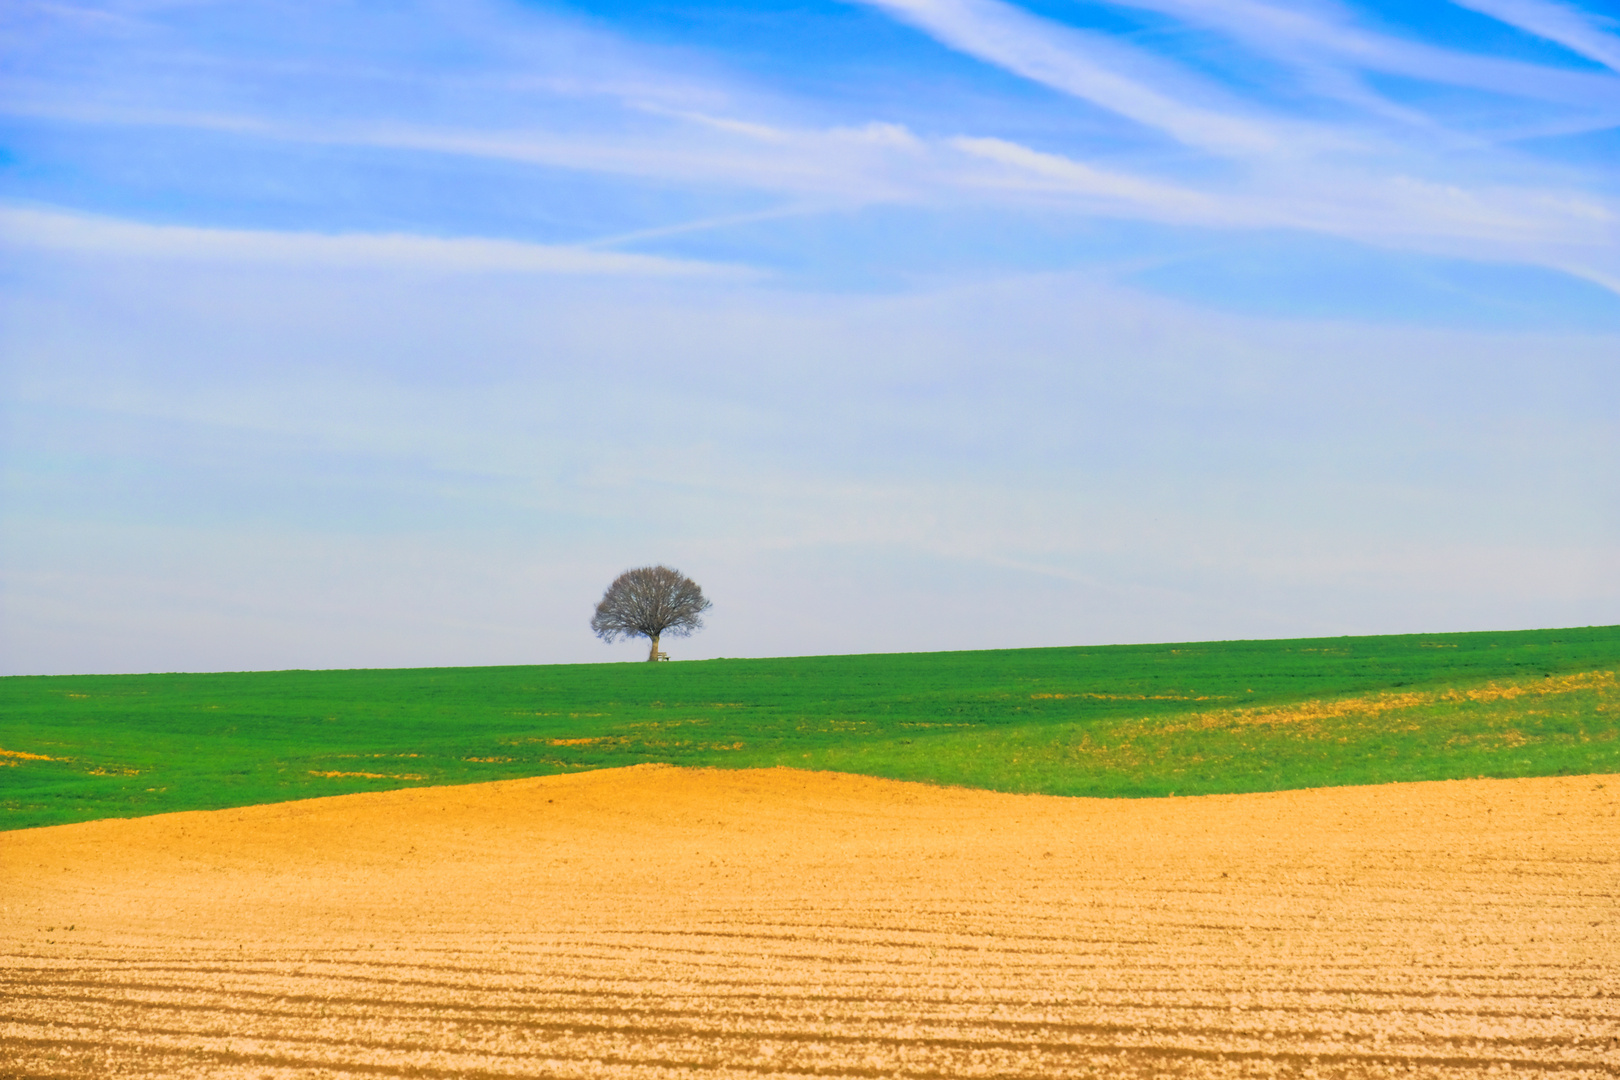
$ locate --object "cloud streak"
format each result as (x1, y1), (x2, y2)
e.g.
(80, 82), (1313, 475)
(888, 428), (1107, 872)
(852, 0), (1620, 289)
(860, 0), (1291, 155)
(1451, 0), (1620, 72)
(3, 1), (1617, 295)
(1104, 0), (1620, 111)
(948, 136), (1219, 215)
(0, 206), (745, 276)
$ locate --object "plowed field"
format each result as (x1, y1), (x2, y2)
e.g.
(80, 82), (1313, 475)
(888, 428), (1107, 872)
(3, 766), (1617, 1078)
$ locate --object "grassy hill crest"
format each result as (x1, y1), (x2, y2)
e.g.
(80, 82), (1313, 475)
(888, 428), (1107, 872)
(3, 624), (1616, 829)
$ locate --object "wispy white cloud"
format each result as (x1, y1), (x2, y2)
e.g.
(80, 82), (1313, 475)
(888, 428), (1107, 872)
(0, 92), (944, 206)
(7, 108), (1613, 295)
(0, 206), (745, 276)
(842, 0), (1620, 290)
(1451, 0), (1620, 73)
(4, 0), (1618, 299)
(948, 136), (1219, 215)
(944, 137), (1619, 293)
(858, 0), (1618, 154)
(859, 0), (1291, 155)
(1104, 0), (1620, 110)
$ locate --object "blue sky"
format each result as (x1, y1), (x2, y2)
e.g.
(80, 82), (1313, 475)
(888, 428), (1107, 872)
(2, 0), (1617, 673)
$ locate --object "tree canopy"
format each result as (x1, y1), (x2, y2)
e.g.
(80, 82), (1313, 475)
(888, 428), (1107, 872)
(590, 566), (712, 661)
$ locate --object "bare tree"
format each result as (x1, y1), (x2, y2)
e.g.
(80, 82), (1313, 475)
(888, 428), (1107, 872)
(590, 565), (713, 661)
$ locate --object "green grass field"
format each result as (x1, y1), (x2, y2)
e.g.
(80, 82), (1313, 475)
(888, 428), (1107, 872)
(3, 625), (1617, 830)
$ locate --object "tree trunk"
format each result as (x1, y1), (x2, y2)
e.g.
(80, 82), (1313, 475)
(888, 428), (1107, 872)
(647, 633), (662, 662)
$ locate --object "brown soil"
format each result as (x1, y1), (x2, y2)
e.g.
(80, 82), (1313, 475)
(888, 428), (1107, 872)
(3, 766), (1617, 1078)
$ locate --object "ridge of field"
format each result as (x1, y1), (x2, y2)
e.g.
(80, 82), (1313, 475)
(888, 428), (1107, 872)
(3, 624), (1617, 830)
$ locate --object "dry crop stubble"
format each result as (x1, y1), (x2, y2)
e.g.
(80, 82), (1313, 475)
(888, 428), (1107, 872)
(2, 766), (1617, 1078)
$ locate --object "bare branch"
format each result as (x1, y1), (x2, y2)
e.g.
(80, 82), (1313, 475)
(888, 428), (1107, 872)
(590, 566), (713, 654)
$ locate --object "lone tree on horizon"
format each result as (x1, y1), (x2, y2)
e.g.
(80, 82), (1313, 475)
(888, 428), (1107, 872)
(590, 565), (712, 661)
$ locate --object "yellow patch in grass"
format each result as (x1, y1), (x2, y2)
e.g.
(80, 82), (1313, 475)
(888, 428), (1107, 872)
(1168, 670), (1615, 734)
(309, 770), (427, 780)
(1032, 692), (1213, 702)
(1454, 670), (1614, 702)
